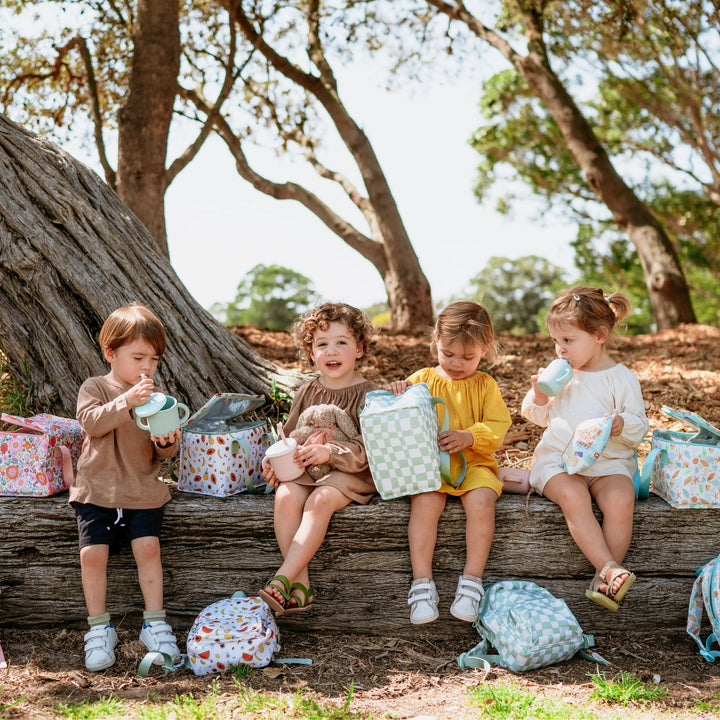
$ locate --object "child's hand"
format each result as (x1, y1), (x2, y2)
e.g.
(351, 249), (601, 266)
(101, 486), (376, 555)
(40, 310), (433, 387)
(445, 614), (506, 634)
(384, 380), (411, 396)
(126, 376), (155, 408)
(261, 457), (280, 489)
(610, 412), (624, 437)
(530, 373), (550, 406)
(297, 442), (331, 468)
(151, 428), (181, 447)
(438, 429), (474, 453)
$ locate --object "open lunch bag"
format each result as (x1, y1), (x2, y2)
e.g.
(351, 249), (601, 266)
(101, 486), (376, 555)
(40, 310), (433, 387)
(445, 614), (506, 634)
(177, 394), (272, 497)
(638, 406), (720, 509)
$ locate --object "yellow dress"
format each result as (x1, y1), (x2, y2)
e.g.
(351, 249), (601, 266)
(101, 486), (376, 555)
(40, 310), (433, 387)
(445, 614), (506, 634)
(406, 367), (512, 497)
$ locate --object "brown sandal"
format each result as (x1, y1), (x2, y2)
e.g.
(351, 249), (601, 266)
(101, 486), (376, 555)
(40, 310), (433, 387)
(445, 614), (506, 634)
(585, 561), (635, 611)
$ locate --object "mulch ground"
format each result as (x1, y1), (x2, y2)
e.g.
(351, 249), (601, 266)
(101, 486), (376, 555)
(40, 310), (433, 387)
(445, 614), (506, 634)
(2, 323), (720, 718)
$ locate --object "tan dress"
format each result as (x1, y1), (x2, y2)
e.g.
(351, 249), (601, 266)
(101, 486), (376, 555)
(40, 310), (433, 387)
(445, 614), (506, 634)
(282, 377), (379, 504)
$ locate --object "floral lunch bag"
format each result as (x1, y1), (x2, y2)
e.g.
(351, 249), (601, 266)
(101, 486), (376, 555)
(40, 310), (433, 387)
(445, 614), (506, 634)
(0, 413), (83, 496)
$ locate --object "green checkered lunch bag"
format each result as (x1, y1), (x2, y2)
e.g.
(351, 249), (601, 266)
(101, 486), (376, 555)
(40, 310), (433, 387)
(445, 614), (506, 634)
(360, 382), (466, 500)
(457, 580), (605, 674)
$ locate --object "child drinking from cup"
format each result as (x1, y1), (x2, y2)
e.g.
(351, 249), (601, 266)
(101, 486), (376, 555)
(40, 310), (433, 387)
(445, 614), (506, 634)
(521, 286), (649, 611)
(70, 304), (182, 670)
(259, 303), (379, 615)
(386, 301), (511, 624)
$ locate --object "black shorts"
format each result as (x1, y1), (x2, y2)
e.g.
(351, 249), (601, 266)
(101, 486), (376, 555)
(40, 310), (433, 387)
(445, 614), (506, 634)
(71, 502), (164, 555)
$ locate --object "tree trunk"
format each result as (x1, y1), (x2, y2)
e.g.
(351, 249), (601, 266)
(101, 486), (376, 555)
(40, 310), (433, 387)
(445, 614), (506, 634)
(116, 0), (180, 257)
(428, 0), (697, 330)
(230, 3), (434, 332)
(0, 113), (302, 416)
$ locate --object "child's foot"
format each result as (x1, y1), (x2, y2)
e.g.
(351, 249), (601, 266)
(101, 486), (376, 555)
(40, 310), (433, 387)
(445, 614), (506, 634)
(84, 623), (118, 671)
(408, 578), (439, 625)
(284, 581), (315, 615)
(450, 574), (484, 622)
(139, 621), (181, 665)
(585, 561), (636, 611)
(259, 575), (291, 615)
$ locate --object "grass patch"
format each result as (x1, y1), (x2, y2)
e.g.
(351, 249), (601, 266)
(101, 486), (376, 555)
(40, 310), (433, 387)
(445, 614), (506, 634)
(54, 696), (126, 719)
(590, 670), (668, 706)
(0, 353), (32, 416)
(467, 679), (595, 719)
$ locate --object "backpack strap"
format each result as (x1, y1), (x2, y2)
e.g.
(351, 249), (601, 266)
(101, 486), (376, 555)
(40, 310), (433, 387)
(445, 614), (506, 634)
(687, 557), (720, 662)
(455, 638), (491, 679)
(431, 397), (467, 488)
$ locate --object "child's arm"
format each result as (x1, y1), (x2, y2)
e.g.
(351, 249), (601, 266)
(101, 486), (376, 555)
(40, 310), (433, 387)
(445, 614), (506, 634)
(612, 373), (649, 446)
(520, 385), (553, 427)
(462, 380), (512, 454)
(77, 377), (152, 436)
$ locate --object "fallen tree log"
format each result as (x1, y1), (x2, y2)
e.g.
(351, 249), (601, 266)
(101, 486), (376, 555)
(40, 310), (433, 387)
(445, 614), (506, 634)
(0, 491), (713, 640)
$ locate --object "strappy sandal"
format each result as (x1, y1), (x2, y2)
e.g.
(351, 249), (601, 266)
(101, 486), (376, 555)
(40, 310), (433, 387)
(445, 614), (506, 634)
(283, 581), (315, 615)
(259, 575), (291, 615)
(585, 561), (636, 612)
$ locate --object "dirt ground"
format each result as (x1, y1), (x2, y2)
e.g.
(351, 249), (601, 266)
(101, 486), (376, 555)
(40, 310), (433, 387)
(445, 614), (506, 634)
(2, 323), (720, 718)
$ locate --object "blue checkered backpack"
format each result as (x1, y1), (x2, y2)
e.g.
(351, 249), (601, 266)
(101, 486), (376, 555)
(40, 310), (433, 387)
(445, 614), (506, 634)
(457, 580), (606, 674)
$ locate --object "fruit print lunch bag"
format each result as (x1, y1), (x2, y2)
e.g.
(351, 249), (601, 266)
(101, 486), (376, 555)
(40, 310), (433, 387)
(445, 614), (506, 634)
(0, 413), (83, 497)
(177, 394), (272, 497)
(186, 594), (281, 675)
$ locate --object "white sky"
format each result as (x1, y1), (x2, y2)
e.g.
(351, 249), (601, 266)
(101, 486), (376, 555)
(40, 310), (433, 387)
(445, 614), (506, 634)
(164, 67), (578, 313)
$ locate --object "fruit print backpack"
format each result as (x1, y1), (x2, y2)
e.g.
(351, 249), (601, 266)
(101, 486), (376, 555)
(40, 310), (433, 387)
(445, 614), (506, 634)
(186, 593), (281, 675)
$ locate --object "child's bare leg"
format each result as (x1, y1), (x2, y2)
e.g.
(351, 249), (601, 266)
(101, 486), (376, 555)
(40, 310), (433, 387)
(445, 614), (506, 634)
(460, 487), (497, 578)
(542, 473), (616, 572)
(131, 536), (164, 612)
(408, 492), (446, 580)
(80, 544), (110, 617)
(268, 485), (350, 599)
(591, 474), (636, 594)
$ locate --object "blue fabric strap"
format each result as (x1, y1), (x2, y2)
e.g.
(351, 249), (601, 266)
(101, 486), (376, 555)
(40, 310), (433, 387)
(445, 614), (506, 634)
(431, 396), (467, 488)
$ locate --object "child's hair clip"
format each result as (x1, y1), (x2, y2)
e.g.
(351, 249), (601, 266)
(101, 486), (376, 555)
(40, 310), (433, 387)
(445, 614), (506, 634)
(573, 294), (581, 301)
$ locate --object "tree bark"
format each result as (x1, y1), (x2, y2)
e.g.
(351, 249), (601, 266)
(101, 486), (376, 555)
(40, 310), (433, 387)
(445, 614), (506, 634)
(427, 0), (696, 330)
(0, 492), (711, 637)
(117, 0), (180, 257)
(0, 113), (302, 416)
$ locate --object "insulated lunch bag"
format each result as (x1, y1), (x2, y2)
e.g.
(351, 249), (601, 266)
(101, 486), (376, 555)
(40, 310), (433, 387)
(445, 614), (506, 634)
(178, 394), (272, 497)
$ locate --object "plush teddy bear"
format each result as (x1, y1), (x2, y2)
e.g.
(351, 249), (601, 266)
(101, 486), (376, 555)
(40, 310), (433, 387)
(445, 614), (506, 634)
(290, 403), (359, 480)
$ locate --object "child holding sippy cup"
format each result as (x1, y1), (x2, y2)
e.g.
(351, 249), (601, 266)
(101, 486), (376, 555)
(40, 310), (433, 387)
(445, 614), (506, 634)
(521, 286), (649, 611)
(259, 302), (379, 615)
(71, 303), (183, 671)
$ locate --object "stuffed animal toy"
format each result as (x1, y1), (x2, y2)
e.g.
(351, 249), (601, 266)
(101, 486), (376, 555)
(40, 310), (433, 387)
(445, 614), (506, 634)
(290, 404), (359, 480)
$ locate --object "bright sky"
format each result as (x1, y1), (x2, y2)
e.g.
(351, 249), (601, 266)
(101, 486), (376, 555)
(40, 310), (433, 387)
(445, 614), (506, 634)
(164, 66), (578, 314)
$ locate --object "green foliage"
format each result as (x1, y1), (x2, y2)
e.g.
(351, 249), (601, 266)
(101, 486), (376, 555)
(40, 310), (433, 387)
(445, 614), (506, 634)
(220, 264), (319, 331)
(0, 353), (33, 416)
(589, 670), (669, 706)
(467, 678), (595, 719)
(54, 696), (126, 719)
(462, 255), (568, 334)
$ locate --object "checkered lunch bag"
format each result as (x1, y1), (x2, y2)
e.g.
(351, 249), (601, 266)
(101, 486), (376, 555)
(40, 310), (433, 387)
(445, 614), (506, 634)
(178, 394), (272, 497)
(0, 413), (83, 496)
(360, 383), (466, 500)
(457, 580), (604, 674)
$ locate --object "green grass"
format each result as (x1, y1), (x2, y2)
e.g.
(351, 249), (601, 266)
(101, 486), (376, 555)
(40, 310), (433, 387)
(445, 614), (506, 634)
(0, 354), (32, 416)
(467, 678), (596, 719)
(54, 696), (126, 719)
(589, 670), (669, 706)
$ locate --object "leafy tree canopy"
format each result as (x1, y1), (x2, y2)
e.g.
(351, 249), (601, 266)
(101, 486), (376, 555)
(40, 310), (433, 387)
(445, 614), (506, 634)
(215, 264), (319, 331)
(461, 255), (567, 335)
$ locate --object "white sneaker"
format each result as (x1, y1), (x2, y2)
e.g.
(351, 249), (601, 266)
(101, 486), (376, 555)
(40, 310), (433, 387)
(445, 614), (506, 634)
(450, 574), (484, 622)
(84, 624), (118, 671)
(139, 621), (180, 665)
(408, 578), (439, 624)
